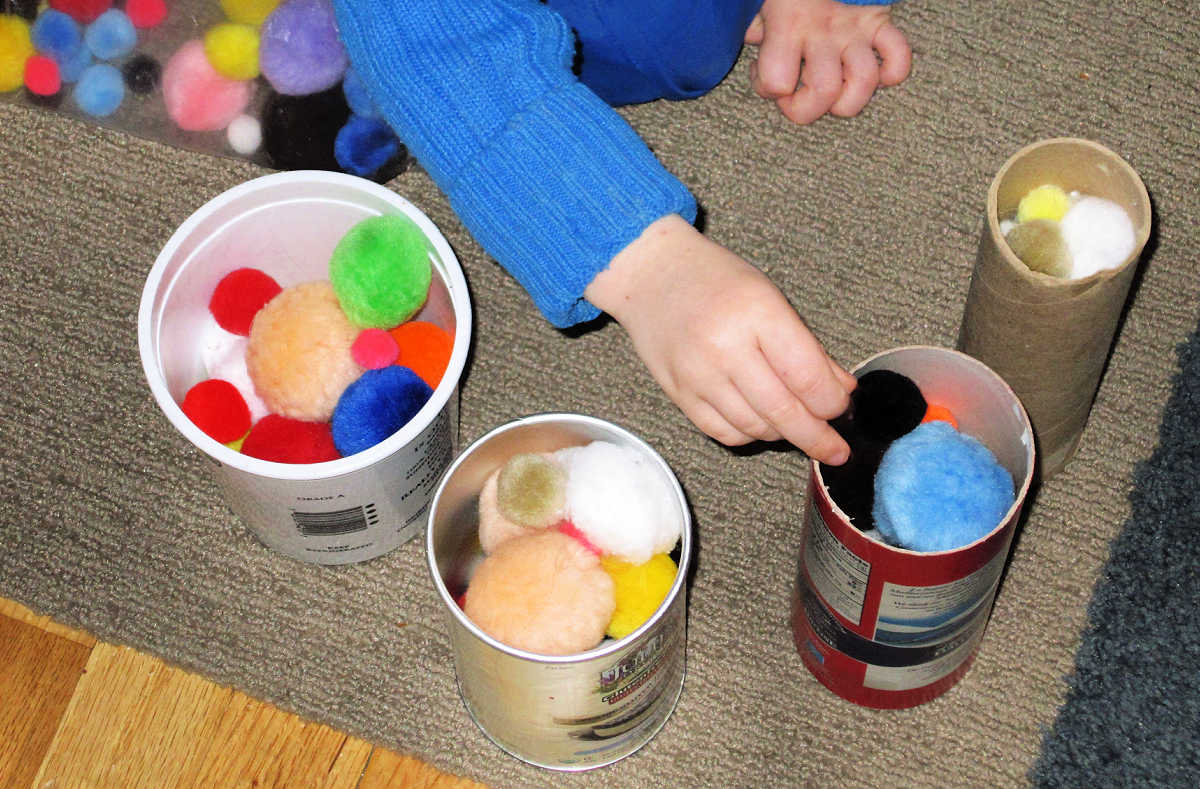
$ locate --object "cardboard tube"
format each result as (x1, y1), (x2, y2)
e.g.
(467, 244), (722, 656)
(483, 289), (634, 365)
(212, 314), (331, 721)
(957, 138), (1151, 479)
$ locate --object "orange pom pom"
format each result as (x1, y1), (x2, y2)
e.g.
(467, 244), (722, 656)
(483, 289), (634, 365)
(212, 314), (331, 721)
(389, 321), (452, 389)
(922, 403), (958, 429)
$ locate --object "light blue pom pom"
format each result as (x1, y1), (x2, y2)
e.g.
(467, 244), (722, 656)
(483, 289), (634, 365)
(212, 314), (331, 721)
(872, 421), (1014, 552)
(84, 10), (137, 61)
(342, 67), (379, 119)
(73, 63), (124, 117)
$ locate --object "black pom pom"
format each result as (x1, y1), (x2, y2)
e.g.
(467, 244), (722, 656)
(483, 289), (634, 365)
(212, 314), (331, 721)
(122, 55), (161, 95)
(261, 85), (351, 173)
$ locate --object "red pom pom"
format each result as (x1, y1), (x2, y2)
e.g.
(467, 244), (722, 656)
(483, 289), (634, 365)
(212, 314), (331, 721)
(24, 55), (61, 97)
(47, 0), (112, 24)
(240, 414), (341, 464)
(124, 0), (167, 29)
(209, 268), (283, 336)
(555, 519), (603, 556)
(180, 379), (251, 443)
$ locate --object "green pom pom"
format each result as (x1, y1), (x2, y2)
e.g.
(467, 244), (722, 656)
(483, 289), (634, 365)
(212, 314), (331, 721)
(496, 453), (566, 528)
(329, 214), (433, 328)
(1006, 218), (1072, 278)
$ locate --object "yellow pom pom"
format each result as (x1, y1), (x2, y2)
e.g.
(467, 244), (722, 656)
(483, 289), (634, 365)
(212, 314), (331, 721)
(601, 553), (677, 640)
(225, 432), (248, 452)
(0, 15), (34, 93)
(204, 23), (260, 81)
(220, 0), (281, 26)
(1016, 184), (1071, 224)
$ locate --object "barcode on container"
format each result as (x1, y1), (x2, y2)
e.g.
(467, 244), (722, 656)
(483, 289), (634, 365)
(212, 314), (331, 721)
(292, 504), (377, 537)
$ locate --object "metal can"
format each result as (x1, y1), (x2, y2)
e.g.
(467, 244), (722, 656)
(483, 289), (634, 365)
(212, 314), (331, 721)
(427, 414), (692, 770)
(791, 346), (1035, 708)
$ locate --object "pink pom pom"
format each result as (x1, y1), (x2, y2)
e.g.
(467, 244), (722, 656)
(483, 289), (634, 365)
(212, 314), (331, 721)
(162, 39), (253, 132)
(556, 519), (603, 557)
(350, 328), (399, 369)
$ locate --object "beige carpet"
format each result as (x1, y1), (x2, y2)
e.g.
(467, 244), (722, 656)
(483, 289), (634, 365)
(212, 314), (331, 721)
(2, 2), (1197, 786)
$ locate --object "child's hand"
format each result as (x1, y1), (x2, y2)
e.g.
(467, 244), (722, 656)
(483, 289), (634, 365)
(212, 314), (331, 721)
(744, 0), (911, 125)
(585, 215), (854, 465)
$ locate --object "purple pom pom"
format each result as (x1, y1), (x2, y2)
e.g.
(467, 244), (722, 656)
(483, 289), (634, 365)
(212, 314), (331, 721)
(259, 0), (347, 96)
(331, 366), (433, 456)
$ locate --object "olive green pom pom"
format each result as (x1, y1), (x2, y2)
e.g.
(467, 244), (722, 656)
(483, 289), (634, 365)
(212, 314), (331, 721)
(1006, 218), (1072, 278)
(329, 214), (433, 328)
(496, 453), (567, 529)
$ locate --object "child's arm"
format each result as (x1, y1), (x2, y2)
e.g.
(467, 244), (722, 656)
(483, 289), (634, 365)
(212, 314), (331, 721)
(586, 215), (854, 465)
(745, 0), (911, 125)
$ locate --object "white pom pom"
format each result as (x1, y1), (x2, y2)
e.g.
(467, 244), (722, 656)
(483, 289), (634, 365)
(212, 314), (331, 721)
(1060, 195), (1136, 279)
(201, 325), (270, 422)
(226, 114), (262, 155)
(557, 441), (681, 565)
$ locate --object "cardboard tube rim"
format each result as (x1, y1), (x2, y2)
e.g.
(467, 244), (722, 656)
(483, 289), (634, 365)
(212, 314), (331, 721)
(987, 137), (1152, 291)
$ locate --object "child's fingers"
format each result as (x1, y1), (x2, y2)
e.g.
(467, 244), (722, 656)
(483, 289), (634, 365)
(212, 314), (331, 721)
(683, 395), (760, 447)
(744, 12), (765, 45)
(733, 354), (851, 464)
(830, 44), (880, 117)
(873, 23), (912, 86)
(776, 42), (842, 125)
(750, 28), (803, 99)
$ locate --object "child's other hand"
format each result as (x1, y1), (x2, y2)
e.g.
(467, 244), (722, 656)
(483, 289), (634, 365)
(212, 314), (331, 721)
(744, 0), (911, 125)
(585, 215), (854, 465)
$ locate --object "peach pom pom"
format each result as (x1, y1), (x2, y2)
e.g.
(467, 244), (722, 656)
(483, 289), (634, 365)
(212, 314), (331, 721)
(464, 531), (614, 656)
(246, 281), (362, 422)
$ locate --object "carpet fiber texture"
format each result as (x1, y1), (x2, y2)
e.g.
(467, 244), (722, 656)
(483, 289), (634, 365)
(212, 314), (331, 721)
(1, 1), (1198, 786)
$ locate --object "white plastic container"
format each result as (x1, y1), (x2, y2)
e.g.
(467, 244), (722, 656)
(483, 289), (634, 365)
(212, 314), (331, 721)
(138, 171), (471, 564)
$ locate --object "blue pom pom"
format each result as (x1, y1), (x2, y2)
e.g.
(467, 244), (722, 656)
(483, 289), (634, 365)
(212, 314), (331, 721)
(73, 63), (125, 117)
(872, 421), (1014, 552)
(84, 10), (137, 61)
(341, 67), (379, 119)
(57, 45), (94, 84)
(334, 115), (401, 177)
(331, 366), (433, 456)
(31, 9), (83, 62)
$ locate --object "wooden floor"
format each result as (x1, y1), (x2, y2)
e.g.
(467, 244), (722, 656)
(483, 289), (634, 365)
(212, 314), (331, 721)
(0, 598), (485, 788)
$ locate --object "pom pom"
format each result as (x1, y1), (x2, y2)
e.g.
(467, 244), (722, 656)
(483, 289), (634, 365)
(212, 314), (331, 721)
(496, 453), (567, 529)
(333, 115), (403, 178)
(922, 403), (958, 429)
(350, 328), (398, 369)
(245, 281), (362, 422)
(259, 0), (347, 96)
(601, 553), (677, 640)
(7, 0), (39, 21)
(389, 321), (452, 389)
(872, 421), (1015, 552)
(341, 66), (378, 119)
(121, 53), (159, 94)
(200, 329), (270, 422)
(1060, 195), (1136, 279)
(240, 414), (340, 464)
(203, 23), (259, 81)
(328, 214), (432, 329)
(557, 441), (681, 565)
(124, 0), (167, 29)
(0, 15), (34, 93)
(30, 10), (80, 64)
(477, 466), (533, 554)
(208, 267), (282, 336)
(47, 0), (112, 25)
(220, 0), (281, 26)
(56, 44), (92, 84)
(464, 531), (615, 655)
(1005, 218), (1072, 278)
(72, 62), (123, 116)
(260, 84), (348, 171)
(84, 9), (135, 60)
(162, 39), (253, 132)
(330, 365), (432, 456)
(822, 369), (927, 531)
(1016, 184), (1070, 224)
(180, 379), (252, 443)
(226, 113), (261, 154)
(556, 518), (603, 556)
(24, 54), (61, 96)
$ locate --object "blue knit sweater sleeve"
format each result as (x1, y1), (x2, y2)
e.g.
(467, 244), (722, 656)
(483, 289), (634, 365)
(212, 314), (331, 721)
(331, 0), (698, 328)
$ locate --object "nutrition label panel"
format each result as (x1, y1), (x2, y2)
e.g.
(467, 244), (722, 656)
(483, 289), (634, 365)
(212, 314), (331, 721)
(803, 505), (870, 626)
